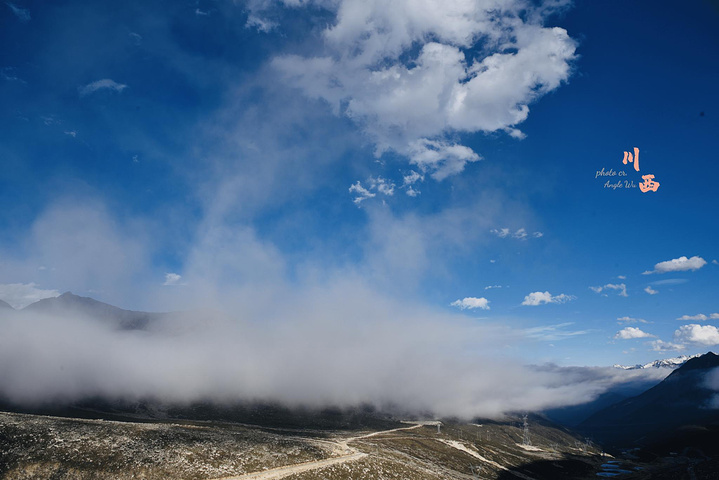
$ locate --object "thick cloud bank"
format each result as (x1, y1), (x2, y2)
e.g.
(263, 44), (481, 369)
(0, 279), (664, 419)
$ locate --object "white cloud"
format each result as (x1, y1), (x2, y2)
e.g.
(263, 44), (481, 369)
(513, 228), (528, 240)
(272, 0), (576, 180)
(163, 273), (184, 286)
(0, 283), (59, 309)
(523, 322), (590, 341)
(372, 176), (395, 196)
(617, 275), (626, 280)
(590, 283), (627, 297)
(450, 296), (490, 310)
(402, 170), (424, 186)
(650, 339), (685, 352)
(246, 14), (277, 32)
(0, 274), (654, 419)
(348, 181), (375, 204)
(6, 2), (30, 21)
(713, 259), (719, 265)
(644, 286), (658, 295)
(491, 228), (510, 238)
(79, 79), (128, 97)
(617, 316), (648, 324)
(490, 228), (542, 240)
(348, 176), (395, 204)
(402, 172), (423, 197)
(643, 255), (707, 275)
(521, 291), (574, 306)
(407, 138), (481, 180)
(484, 285), (503, 290)
(614, 327), (654, 340)
(650, 278), (688, 286)
(674, 324), (719, 346)
(676, 314), (709, 321)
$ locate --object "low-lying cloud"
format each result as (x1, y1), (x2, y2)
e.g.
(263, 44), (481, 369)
(0, 279), (665, 419)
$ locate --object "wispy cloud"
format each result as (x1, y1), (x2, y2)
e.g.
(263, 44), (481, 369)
(590, 283), (628, 297)
(617, 316), (649, 324)
(521, 291), (575, 306)
(643, 255), (706, 275)
(450, 297), (489, 310)
(5, 2), (30, 22)
(348, 181), (375, 205)
(650, 278), (688, 286)
(523, 322), (590, 341)
(650, 339), (685, 352)
(79, 79), (128, 97)
(614, 327), (654, 339)
(349, 176), (395, 204)
(490, 228), (543, 240)
(162, 273), (184, 286)
(644, 286), (658, 295)
(1, 66), (25, 83)
(246, 14), (277, 32)
(676, 313), (719, 322)
(128, 32), (142, 46)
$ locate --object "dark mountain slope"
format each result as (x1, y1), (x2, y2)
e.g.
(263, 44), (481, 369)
(580, 352), (719, 448)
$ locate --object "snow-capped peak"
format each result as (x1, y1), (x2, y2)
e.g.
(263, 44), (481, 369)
(613, 353), (704, 370)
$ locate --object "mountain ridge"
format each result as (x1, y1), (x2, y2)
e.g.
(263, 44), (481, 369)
(580, 351), (719, 448)
(613, 353), (704, 370)
(19, 291), (168, 331)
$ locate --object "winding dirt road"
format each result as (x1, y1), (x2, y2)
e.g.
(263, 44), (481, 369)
(212, 424), (422, 480)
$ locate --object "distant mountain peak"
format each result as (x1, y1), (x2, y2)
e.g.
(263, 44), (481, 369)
(20, 292), (166, 331)
(613, 353), (704, 370)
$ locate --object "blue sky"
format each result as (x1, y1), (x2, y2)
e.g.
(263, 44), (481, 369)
(1, 0), (718, 367)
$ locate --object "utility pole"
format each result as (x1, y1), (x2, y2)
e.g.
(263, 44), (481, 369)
(522, 414), (531, 446)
